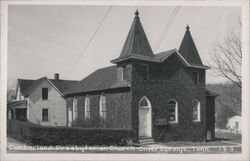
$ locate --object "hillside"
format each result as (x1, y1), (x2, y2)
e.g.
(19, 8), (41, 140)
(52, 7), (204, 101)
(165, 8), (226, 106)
(207, 82), (241, 128)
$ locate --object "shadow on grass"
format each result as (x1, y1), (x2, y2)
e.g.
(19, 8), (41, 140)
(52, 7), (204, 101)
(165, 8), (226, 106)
(214, 137), (231, 141)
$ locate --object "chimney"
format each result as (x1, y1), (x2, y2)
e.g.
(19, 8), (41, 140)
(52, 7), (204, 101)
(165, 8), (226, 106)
(54, 73), (59, 80)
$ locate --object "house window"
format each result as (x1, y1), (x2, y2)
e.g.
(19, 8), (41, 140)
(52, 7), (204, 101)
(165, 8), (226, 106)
(42, 109), (49, 122)
(142, 64), (149, 80)
(235, 122), (239, 129)
(42, 88), (48, 100)
(193, 71), (200, 85)
(167, 100), (178, 123)
(72, 97), (78, 122)
(84, 96), (90, 120)
(193, 99), (201, 122)
(99, 94), (107, 121)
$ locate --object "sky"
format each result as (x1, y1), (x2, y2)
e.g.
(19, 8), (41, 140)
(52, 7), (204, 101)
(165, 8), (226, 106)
(7, 5), (241, 87)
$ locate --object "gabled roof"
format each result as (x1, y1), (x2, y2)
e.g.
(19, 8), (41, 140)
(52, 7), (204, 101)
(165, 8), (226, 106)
(112, 10), (154, 63)
(65, 66), (130, 95)
(66, 49), (209, 95)
(17, 77), (79, 97)
(17, 79), (36, 96)
(23, 77), (47, 96)
(50, 79), (79, 94)
(111, 48), (210, 69)
(155, 49), (210, 69)
(179, 25), (203, 65)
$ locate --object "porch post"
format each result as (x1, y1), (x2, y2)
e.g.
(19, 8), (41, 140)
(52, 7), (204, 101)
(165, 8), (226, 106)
(26, 99), (29, 120)
(14, 109), (16, 119)
(8, 110), (11, 119)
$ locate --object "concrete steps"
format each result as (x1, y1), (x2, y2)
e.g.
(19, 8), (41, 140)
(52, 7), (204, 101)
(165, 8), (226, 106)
(139, 137), (156, 146)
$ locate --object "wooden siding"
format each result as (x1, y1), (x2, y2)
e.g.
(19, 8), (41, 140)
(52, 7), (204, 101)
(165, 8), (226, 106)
(28, 80), (67, 126)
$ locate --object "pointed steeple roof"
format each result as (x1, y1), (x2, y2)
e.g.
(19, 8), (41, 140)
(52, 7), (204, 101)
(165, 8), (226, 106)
(179, 25), (203, 65)
(112, 10), (154, 63)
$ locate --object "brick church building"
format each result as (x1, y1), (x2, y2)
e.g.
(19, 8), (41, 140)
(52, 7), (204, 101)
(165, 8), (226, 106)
(65, 10), (217, 142)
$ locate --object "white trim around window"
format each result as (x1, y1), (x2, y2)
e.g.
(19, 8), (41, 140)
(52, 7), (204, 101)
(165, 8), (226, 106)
(99, 94), (107, 121)
(84, 96), (90, 120)
(193, 99), (201, 122)
(167, 99), (178, 124)
(72, 97), (78, 122)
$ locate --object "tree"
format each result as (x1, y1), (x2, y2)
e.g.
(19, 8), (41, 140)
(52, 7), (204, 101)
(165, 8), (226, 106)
(209, 21), (242, 89)
(209, 20), (242, 128)
(7, 79), (16, 104)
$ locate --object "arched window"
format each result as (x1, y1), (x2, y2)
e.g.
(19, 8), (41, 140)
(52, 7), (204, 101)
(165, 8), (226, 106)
(84, 96), (90, 120)
(139, 97), (149, 107)
(167, 99), (178, 123)
(99, 94), (107, 121)
(193, 99), (201, 122)
(72, 97), (78, 121)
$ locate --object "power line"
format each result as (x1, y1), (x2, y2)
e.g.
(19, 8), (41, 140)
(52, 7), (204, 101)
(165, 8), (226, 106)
(154, 6), (181, 52)
(154, 7), (178, 51)
(66, 6), (112, 78)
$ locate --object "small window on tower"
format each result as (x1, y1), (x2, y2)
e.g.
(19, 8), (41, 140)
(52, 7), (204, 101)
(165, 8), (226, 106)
(142, 64), (149, 80)
(123, 65), (130, 81)
(118, 66), (124, 81)
(193, 71), (200, 85)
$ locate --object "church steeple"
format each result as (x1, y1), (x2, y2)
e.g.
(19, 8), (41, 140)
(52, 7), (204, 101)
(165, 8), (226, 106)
(179, 25), (203, 65)
(112, 10), (154, 63)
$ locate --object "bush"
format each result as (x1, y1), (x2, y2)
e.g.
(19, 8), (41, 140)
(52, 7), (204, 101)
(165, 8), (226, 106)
(27, 126), (134, 146)
(7, 119), (39, 142)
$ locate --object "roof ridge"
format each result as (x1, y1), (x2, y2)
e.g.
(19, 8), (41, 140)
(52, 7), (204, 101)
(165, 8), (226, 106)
(49, 79), (79, 82)
(155, 49), (177, 55)
(95, 65), (116, 71)
(18, 78), (36, 81)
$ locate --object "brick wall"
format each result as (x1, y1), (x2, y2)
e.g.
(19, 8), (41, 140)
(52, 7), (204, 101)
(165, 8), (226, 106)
(66, 88), (133, 129)
(65, 53), (211, 142)
(130, 54), (207, 142)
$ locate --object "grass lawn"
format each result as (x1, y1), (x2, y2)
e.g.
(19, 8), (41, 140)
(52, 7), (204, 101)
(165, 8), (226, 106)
(215, 131), (241, 143)
(215, 131), (241, 139)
